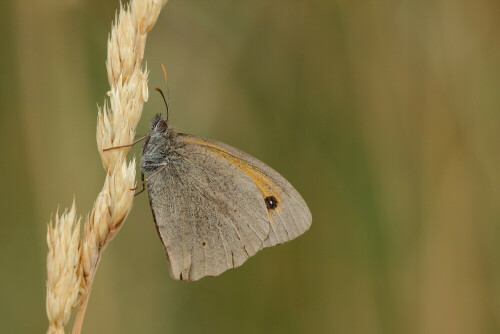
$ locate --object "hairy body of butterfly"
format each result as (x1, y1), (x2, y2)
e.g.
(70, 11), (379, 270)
(141, 114), (312, 281)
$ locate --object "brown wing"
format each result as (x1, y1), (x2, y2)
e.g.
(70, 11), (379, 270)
(180, 134), (312, 247)
(146, 134), (311, 281)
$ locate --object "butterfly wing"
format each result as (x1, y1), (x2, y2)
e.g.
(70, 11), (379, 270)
(146, 133), (312, 281)
(180, 134), (312, 247)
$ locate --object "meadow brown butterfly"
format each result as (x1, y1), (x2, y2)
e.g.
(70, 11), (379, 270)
(138, 73), (311, 281)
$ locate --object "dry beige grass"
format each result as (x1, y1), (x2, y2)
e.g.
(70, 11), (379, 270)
(45, 1), (167, 333)
(46, 202), (81, 334)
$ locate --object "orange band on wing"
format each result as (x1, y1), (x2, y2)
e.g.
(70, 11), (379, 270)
(184, 137), (282, 206)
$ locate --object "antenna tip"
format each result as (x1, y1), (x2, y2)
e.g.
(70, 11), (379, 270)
(160, 64), (168, 82)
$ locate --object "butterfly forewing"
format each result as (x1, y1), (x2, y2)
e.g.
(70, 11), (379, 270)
(180, 134), (312, 248)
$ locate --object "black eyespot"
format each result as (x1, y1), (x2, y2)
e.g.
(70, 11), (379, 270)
(202, 241), (207, 246)
(265, 196), (278, 210)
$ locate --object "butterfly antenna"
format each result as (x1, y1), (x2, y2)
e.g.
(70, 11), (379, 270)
(159, 63), (170, 123)
(154, 87), (169, 123)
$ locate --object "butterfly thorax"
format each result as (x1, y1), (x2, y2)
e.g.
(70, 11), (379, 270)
(141, 114), (181, 174)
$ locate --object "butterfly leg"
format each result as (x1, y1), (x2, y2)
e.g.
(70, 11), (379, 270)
(134, 172), (146, 197)
(103, 134), (150, 152)
(131, 164), (168, 194)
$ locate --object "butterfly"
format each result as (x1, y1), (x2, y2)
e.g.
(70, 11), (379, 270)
(116, 66), (312, 281)
(138, 110), (312, 281)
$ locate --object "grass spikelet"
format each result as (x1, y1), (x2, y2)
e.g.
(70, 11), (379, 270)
(45, 1), (168, 333)
(46, 202), (81, 334)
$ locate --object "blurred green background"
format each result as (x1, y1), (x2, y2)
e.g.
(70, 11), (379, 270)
(1, 0), (500, 333)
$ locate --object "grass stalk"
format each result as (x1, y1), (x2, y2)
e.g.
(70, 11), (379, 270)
(45, 1), (168, 333)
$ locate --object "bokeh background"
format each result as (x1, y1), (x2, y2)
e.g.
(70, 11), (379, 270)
(1, 0), (500, 333)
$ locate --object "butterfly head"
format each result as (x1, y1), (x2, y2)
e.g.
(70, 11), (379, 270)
(150, 113), (169, 134)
